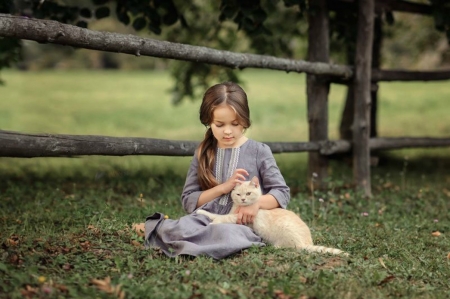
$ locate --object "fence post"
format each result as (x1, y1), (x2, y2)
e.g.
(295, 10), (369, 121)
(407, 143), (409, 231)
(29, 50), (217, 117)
(306, 0), (330, 189)
(353, 0), (374, 196)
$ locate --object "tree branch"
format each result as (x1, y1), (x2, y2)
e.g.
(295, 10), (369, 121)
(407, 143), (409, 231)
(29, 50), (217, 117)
(0, 14), (353, 78)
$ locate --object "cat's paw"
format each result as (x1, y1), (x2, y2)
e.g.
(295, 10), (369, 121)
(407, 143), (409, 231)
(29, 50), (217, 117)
(196, 209), (209, 216)
(197, 209), (214, 220)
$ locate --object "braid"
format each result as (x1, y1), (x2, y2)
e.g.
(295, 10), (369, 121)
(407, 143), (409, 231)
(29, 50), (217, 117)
(197, 128), (218, 190)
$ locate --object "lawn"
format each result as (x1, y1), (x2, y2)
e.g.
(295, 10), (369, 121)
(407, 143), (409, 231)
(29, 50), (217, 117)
(0, 70), (449, 298)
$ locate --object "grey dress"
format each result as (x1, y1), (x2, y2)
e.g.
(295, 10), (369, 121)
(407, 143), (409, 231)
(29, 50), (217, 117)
(144, 139), (290, 260)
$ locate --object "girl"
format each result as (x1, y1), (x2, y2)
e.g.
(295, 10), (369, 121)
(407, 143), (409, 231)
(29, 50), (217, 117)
(134, 81), (290, 260)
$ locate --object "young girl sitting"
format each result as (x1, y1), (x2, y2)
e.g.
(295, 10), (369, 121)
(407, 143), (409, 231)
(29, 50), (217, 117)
(133, 81), (290, 259)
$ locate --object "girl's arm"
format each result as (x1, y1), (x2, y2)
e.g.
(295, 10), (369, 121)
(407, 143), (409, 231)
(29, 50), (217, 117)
(235, 193), (279, 225)
(181, 153), (251, 212)
(196, 168), (249, 208)
(236, 143), (290, 224)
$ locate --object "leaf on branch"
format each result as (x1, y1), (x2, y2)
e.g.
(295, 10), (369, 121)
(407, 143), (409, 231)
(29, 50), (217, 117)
(162, 10), (178, 26)
(79, 8), (92, 18)
(95, 7), (110, 19)
(92, 0), (109, 5)
(133, 17), (147, 31)
(117, 11), (130, 25)
(76, 20), (88, 28)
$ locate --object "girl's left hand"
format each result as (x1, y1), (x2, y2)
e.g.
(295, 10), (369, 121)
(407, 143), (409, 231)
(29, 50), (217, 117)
(235, 203), (260, 225)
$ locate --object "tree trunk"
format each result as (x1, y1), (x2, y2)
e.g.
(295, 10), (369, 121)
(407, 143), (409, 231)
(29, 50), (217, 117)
(307, 0), (330, 189)
(353, 0), (374, 197)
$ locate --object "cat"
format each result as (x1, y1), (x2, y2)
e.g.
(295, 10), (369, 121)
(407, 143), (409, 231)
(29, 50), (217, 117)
(197, 176), (348, 256)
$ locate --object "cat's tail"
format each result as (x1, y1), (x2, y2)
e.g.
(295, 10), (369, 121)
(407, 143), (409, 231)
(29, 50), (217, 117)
(302, 245), (349, 256)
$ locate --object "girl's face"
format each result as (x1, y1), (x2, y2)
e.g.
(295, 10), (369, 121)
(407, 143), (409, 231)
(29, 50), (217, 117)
(210, 104), (246, 148)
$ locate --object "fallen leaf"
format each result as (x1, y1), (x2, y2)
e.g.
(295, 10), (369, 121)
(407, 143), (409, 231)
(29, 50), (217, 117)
(91, 276), (125, 299)
(378, 257), (387, 269)
(274, 289), (292, 299)
(20, 285), (38, 299)
(447, 252), (450, 259)
(62, 263), (72, 270)
(431, 231), (441, 237)
(87, 225), (100, 234)
(383, 182), (393, 188)
(378, 275), (395, 286)
(6, 238), (19, 247)
(131, 240), (143, 248)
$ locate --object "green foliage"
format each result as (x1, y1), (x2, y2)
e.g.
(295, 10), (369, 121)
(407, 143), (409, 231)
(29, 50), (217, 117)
(0, 37), (21, 84)
(429, 0), (450, 39)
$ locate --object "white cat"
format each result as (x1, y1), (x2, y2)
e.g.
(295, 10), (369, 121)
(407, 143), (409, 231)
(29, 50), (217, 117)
(197, 176), (348, 256)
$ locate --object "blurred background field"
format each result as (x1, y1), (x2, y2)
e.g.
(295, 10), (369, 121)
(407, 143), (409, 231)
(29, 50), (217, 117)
(0, 69), (449, 188)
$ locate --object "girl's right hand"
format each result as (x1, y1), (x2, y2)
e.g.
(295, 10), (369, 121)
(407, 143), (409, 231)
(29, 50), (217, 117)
(221, 168), (248, 194)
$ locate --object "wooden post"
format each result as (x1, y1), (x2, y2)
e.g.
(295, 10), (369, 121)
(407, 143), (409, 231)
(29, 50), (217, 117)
(307, 0), (330, 188)
(370, 14), (382, 139)
(353, 0), (374, 196)
(340, 14), (381, 142)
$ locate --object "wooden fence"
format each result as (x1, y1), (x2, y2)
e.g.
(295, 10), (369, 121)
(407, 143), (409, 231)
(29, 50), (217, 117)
(1, 0), (449, 196)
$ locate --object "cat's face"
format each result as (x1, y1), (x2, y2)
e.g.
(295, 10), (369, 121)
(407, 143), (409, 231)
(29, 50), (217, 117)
(230, 177), (262, 206)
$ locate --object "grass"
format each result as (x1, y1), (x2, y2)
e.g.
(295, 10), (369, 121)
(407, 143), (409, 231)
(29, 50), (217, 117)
(1, 70), (450, 298)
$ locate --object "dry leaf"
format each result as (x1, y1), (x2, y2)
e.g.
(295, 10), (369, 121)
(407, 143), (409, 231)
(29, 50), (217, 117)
(274, 289), (292, 299)
(431, 231), (441, 237)
(378, 275), (395, 286)
(378, 257), (387, 269)
(6, 238), (19, 247)
(87, 225), (100, 233)
(447, 252), (450, 259)
(20, 285), (38, 299)
(91, 277), (125, 299)
(131, 240), (143, 248)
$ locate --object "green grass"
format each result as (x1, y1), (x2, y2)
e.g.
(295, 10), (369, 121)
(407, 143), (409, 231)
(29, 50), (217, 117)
(1, 70), (450, 298)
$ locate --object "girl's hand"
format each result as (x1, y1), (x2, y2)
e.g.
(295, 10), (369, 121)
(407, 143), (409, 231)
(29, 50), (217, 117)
(235, 202), (260, 225)
(221, 168), (249, 194)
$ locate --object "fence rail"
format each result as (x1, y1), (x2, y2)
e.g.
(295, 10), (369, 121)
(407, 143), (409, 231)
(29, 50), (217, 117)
(1, 130), (449, 158)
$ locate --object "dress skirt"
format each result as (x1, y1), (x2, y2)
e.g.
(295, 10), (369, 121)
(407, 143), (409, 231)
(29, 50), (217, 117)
(144, 212), (265, 260)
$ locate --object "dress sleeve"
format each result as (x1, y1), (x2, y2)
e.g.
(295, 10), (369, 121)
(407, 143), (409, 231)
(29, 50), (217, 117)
(257, 143), (290, 209)
(180, 153), (203, 214)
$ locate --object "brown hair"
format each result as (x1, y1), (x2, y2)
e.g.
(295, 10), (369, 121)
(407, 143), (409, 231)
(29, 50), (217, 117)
(197, 82), (251, 190)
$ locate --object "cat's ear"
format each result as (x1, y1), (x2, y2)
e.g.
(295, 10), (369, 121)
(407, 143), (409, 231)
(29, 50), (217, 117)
(250, 176), (259, 188)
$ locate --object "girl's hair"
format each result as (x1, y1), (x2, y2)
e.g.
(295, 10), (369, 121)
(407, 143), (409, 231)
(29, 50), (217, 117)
(197, 82), (251, 190)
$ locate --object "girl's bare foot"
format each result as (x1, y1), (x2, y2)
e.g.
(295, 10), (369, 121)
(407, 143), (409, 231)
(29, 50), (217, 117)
(132, 223), (145, 237)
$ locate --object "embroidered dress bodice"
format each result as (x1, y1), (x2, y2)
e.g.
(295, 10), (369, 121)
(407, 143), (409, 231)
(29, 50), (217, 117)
(215, 147), (240, 205)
